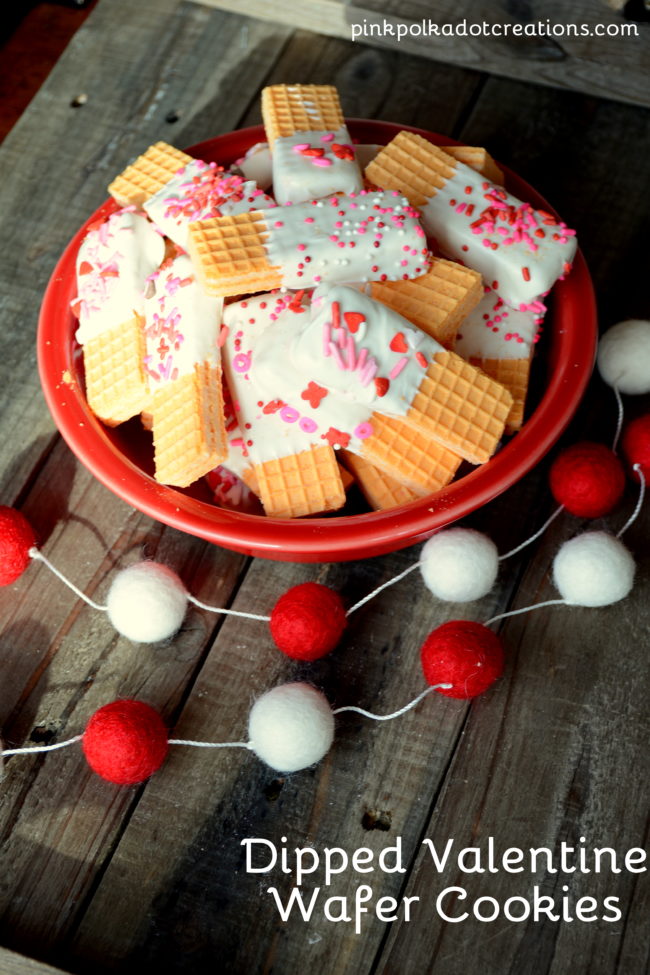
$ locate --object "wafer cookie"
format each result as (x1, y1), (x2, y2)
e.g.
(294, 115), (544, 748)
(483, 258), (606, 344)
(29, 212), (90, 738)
(296, 284), (511, 466)
(370, 258), (483, 348)
(72, 209), (165, 425)
(443, 145), (504, 185)
(84, 317), (150, 426)
(187, 190), (429, 297)
(366, 131), (577, 309)
(262, 83), (362, 205)
(253, 445), (346, 518)
(341, 451), (424, 510)
(108, 142), (193, 208)
(455, 288), (541, 433)
(467, 357), (530, 434)
(359, 413), (462, 495)
(261, 84), (345, 146)
(144, 254), (226, 486)
(152, 362), (226, 487)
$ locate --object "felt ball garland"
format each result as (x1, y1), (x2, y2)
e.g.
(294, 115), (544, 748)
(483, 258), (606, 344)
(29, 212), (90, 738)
(622, 414), (650, 482)
(82, 699), (169, 785)
(269, 583), (347, 660)
(549, 442), (625, 518)
(0, 506), (36, 586)
(0, 328), (647, 784)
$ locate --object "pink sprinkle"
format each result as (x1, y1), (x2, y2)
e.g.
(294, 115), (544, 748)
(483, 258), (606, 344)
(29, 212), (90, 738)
(400, 259), (408, 267)
(313, 158), (333, 167)
(304, 216), (315, 224)
(359, 359), (378, 387)
(323, 322), (332, 357)
(389, 356), (408, 380)
(292, 143), (310, 152)
(357, 348), (368, 372)
(346, 335), (356, 370)
(274, 221), (284, 228)
(329, 342), (346, 369)
(354, 422), (373, 440)
(321, 133), (335, 142)
(297, 243), (306, 251)
(337, 327), (347, 350)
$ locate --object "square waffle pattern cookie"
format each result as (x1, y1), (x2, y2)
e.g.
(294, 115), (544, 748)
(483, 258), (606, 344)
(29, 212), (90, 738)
(152, 362), (227, 488)
(261, 84), (345, 146)
(341, 451), (424, 510)
(253, 445), (346, 518)
(370, 259), (483, 348)
(187, 211), (281, 297)
(109, 142), (194, 208)
(84, 316), (149, 426)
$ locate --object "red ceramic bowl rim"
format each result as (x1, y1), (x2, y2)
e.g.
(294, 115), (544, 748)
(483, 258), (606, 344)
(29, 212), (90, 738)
(37, 120), (597, 562)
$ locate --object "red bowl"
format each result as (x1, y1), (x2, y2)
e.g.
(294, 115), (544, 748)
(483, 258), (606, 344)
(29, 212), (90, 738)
(37, 120), (597, 562)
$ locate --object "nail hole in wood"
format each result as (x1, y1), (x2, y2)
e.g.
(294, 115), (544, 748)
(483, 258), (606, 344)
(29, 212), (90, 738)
(264, 778), (285, 801)
(165, 110), (180, 124)
(70, 94), (87, 108)
(361, 809), (392, 831)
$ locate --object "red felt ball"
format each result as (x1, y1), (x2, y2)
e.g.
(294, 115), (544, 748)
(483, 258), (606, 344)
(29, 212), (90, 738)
(420, 620), (504, 699)
(621, 414), (650, 483)
(549, 441), (625, 517)
(0, 506), (36, 586)
(82, 699), (169, 785)
(270, 582), (347, 660)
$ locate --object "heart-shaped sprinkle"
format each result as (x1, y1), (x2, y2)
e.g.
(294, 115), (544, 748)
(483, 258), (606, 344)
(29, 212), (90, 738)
(343, 311), (365, 333)
(78, 260), (94, 275)
(389, 332), (408, 353)
(301, 147), (325, 158)
(374, 377), (390, 397)
(331, 143), (355, 161)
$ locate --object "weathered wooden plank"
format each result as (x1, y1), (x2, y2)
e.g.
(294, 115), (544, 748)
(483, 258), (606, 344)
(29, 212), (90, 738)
(371, 72), (650, 975)
(0, 0), (291, 500)
(235, 27), (485, 135)
(0, 947), (69, 975)
(0, 441), (249, 960)
(190, 0), (650, 107)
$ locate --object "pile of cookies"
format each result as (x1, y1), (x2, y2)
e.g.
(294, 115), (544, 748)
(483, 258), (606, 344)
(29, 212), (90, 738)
(72, 84), (577, 518)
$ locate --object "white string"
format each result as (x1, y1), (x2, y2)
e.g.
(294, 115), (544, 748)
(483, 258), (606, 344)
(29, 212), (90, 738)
(186, 593), (270, 623)
(168, 738), (252, 750)
(28, 548), (108, 612)
(333, 683), (452, 721)
(2, 734), (83, 757)
(611, 385), (624, 453)
(484, 599), (567, 626)
(616, 465), (646, 539)
(498, 505), (564, 561)
(346, 561), (422, 616)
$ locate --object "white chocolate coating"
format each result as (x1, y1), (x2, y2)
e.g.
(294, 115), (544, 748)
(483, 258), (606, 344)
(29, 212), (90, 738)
(235, 142), (273, 190)
(455, 288), (542, 361)
(143, 254), (222, 387)
(144, 159), (276, 249)
(271, 127), (363, 205)
(263, 190), (430, 289)
(420, 161), (577, 309)
(73, 209), (165, 344)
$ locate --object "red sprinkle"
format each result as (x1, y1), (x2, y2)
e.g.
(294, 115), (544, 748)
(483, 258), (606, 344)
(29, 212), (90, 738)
(522, 267), (531, 282)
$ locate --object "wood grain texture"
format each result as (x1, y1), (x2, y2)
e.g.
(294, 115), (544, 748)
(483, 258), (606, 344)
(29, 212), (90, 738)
(191, 0), (650, 107)
(0, 0), (648, 973)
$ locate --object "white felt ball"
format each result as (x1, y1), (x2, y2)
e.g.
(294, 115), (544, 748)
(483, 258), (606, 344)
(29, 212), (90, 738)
(106, 561), (188, 642)
(552, 531), (635, 607)
(248, 683), (335, 773)
(420, 528), (499, 602)
(597, 319), (650, 394)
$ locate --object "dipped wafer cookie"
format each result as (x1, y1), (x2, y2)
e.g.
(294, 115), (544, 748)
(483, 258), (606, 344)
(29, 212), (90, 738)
(221, 293), (345, 517)
(187, 190), (430, 298)
(108, 142), (194, 208)
(370, 257), (483, 348)
(143, 158), (276, 250)
(72, 208), (165, 425)
(443, 145), (504, 185)
(455, 288), (542, 433)
(366, 131), (577, 310)
(341, 451), (425, 510)
(143, 254), (226, 486)
(262, 84), (363, 205)
(283, 284), (512, 465)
